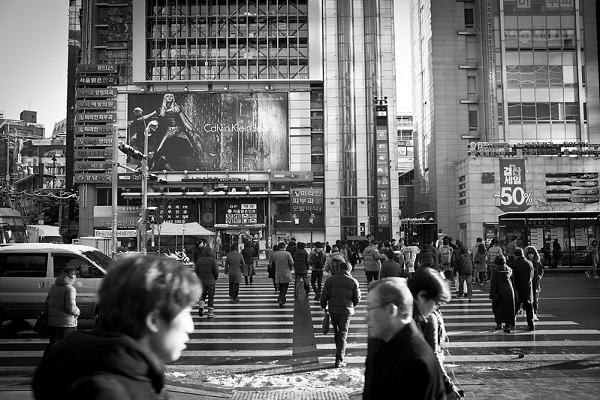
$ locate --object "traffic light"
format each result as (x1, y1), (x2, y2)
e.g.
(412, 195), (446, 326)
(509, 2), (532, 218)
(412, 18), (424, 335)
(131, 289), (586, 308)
(147, 207), (158, 225)
(118, 142), (145, 160)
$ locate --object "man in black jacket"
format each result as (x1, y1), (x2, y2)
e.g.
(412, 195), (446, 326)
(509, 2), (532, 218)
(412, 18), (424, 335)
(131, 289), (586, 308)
(320, 259), (361, 368)
(363, 277), (445, 400)
(511, 247), (535, 331)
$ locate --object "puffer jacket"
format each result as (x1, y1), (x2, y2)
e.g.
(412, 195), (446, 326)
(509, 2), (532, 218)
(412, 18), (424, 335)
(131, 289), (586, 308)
(293, 248), (309, 274)
(47, 273), (80, 328)
(195, 246), (219, 285)
(320, 270), (361, 315)
(362, 244), (383, 272)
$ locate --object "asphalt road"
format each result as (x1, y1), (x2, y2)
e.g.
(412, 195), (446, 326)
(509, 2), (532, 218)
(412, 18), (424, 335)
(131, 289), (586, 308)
(1, 265), (599, 399)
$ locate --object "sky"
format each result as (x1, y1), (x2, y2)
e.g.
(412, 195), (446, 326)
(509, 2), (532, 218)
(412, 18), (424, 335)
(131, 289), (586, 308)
(0, 1), (411, 135)
(0, 0), (69, 136)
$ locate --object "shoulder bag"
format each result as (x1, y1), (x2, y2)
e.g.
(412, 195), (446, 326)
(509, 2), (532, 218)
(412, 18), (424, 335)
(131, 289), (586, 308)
(322, 311), (330, 335)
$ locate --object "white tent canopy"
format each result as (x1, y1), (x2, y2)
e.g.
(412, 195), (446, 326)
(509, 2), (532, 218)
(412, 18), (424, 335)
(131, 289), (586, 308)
(148, 222), (214, 237)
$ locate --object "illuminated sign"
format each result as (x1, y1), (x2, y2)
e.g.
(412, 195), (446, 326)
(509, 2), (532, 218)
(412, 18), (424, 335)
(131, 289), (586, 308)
(74, 161), (114, 171)
(76, 76), (117, 85)
(76, 88), (117, 98)
(75, 100), (117, 110)
(468, 142), (600, 157)
(75, 137), (112, 146)
(76, 125), (114, 134)
(75, 173), (112, 183)
(75, 149), (114, 158)
(290, 188), (323, 213)
(94, 206), (141, 229)
(76, 64), (118, 74)
(76, 113), (116, 122)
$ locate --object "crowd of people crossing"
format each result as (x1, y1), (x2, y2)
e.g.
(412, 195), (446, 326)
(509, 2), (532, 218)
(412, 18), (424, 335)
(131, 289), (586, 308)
(29, 232), (600, 399)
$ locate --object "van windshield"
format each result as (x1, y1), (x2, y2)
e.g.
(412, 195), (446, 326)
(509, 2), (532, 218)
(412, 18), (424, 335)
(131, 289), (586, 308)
(82, 250), (113, 270)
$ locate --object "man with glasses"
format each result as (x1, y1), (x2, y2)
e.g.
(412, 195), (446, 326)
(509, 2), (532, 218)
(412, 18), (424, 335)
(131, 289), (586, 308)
(363, 277), (445, 399)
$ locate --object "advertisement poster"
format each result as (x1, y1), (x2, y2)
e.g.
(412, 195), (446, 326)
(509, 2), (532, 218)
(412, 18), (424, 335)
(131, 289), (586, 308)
(496, 158), (532, 212)
(127, 92), (289, 172)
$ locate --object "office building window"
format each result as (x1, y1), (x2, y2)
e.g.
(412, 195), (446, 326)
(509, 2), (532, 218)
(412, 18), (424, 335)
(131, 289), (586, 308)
(468, 110), (478, 131)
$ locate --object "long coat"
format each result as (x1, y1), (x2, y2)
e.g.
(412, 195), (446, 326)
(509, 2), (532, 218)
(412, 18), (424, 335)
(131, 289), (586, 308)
(271, 249), (294, 284)
(224, 251), (244, 284)
(489, 263), (515, 325)
(511, 256), (534, 303)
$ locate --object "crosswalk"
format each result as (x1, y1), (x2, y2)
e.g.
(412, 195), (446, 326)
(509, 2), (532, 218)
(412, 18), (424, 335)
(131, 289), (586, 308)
(312, 277), (600, 368)
(1, 272), (600, 373)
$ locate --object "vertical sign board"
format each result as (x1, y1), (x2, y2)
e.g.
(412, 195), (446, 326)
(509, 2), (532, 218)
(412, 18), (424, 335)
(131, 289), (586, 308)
(74, 64), (117, 183)
(496, 159), (532, 212)
(375, 104), (392, 242)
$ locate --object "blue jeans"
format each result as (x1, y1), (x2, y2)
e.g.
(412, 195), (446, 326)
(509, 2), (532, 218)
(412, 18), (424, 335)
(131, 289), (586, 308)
(330, 313), (351, 363)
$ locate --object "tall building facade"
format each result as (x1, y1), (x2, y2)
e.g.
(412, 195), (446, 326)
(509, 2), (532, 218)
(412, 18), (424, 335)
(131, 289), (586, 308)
(71, 0), (400, 252)
(411, 0), (599, 264)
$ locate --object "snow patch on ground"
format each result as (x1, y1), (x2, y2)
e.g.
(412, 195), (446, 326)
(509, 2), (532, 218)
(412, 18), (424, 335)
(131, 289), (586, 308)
(167, 366), (365, 394)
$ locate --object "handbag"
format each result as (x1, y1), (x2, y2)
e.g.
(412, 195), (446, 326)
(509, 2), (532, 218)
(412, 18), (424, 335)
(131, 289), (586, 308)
(322, 311), (330, 335)
(33, 296), (50, 336)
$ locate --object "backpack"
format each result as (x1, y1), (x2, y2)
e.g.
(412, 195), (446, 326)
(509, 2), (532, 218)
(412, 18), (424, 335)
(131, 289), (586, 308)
(459, 255), (473, 275)
(473, 252), (483, 263)
(440, 247), (452, 266)
(312, 251), (325, 269)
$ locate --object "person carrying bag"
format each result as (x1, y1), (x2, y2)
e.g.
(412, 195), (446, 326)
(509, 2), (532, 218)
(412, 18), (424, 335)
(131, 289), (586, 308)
(47, 266), (80, 350)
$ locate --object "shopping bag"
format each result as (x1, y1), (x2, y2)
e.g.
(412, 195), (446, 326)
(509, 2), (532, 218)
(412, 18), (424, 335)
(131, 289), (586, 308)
(33, 301), (49, 336)
(322, 311), (330, 335)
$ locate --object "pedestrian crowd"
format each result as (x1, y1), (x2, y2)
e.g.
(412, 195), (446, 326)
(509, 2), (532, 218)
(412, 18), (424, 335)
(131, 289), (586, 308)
(30, 233), (597, 399)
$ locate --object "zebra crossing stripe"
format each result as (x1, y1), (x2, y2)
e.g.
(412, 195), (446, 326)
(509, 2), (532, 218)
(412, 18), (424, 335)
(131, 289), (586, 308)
(190, 329), (291, 333)
(317, 353), (600, 365)
(179, 350), (292, 357)
(195, 321), (293, 326)
(311, 320), (583, 329)
(315, 339), (600, 350)
(187, 338), (293, 344)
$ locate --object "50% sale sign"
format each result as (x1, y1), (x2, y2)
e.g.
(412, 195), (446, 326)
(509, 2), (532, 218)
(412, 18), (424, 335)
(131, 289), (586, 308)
(495, 159), (533, 212)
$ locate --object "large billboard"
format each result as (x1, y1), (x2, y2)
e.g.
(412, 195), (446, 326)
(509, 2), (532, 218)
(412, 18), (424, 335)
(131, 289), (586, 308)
(127, 92), (289, 172)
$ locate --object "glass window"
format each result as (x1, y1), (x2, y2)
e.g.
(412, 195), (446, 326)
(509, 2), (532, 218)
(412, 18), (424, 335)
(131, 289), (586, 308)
(550, 103), (560, 120)
(0, 254), (47, 278)
(464, 8), (474, 29)
(468, 110), (478, 130)
(522, 103), (536, 121)
(508, 103), (521, 122)
(537, 103), (551, 120)
(565, 103), (579, 121)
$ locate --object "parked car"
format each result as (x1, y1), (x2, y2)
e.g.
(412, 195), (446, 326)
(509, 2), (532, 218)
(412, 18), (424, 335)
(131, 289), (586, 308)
(0, 243), (113, 325)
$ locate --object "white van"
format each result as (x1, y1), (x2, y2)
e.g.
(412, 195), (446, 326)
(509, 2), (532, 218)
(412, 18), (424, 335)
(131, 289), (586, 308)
(0, 243), (113, 325)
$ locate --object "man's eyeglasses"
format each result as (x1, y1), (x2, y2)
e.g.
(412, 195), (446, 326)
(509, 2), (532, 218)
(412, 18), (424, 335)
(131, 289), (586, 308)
(367, 303), (390, 312)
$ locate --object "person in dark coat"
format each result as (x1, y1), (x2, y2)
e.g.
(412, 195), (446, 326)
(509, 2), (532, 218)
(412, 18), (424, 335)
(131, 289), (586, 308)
(511, 247), (535, 331)
(195, 246), (219, 318)
(551, 239), (562, 268)
(320, 259), (361, 368)
(241, 241), (256, 285)
(293, 241), (310, 297)
(489, 255), (516, 333)
(268, 244), (279, 292)
(272, 242), (294, 307)
(363, 277), (445, 399)
(524, 245), (544, 321)
(380, 247), (403, 278)
(32, 255), (202, 400)
(224, 247), (244, 303)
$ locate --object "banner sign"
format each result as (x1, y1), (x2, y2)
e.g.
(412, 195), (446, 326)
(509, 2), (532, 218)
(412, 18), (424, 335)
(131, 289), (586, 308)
(290, 187), (323, 213)
(94, 205), (141, 229)
(545, 172), (599, 204)
(127, 92), (289, 172)
(216, 200), (264, 226)
(76, 64), (118, 74)
(94, 229), (138, 237)
(495, 159), (532, 212)
(271, 171), (313, 183)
